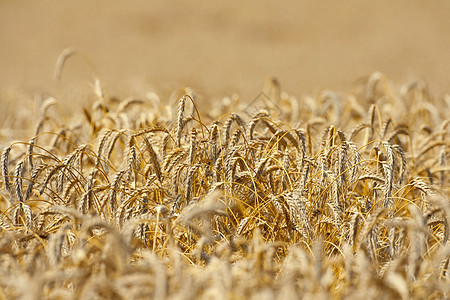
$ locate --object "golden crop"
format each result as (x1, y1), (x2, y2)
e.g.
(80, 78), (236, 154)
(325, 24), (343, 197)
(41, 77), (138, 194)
(0, 71), (449, 299)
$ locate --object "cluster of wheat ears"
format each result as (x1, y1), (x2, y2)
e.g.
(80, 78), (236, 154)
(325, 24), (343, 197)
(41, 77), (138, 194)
(0, 70), (449, 299)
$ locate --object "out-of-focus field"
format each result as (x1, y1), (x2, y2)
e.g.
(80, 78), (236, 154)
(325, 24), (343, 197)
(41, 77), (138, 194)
(1, 0), (450, 141)
(1, 0), (450, 99)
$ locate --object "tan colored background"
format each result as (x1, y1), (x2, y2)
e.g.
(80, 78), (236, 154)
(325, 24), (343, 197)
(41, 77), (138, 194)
(1, 0), (450, 105)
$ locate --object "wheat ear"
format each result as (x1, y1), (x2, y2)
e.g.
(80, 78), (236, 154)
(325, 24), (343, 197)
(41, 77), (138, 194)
(1, 146), (12, 194)
(176, 96), (186, 147)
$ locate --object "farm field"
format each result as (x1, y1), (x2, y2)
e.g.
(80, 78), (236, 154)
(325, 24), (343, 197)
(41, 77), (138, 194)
(0, 72), (449, 299)
(0, 1), (450, 299)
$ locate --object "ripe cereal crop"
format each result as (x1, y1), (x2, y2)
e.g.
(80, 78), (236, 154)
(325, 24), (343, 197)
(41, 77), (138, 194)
(0, 69), (449, 299)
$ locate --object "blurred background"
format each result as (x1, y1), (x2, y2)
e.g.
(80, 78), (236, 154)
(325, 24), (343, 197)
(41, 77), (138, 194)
(1, 0), (450, 107)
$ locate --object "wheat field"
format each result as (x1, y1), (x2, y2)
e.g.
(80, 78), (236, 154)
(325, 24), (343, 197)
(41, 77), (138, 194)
(0, 65), (448, 299)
